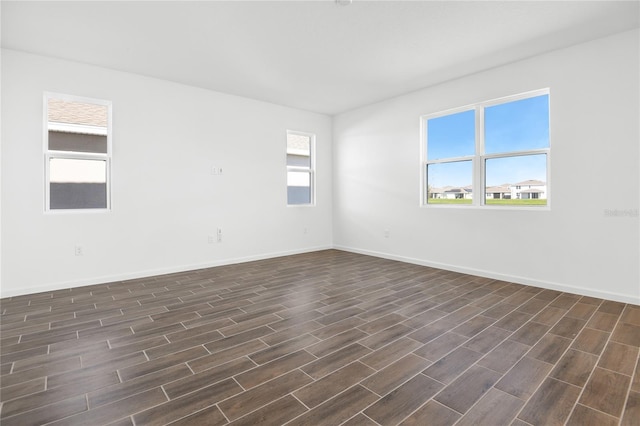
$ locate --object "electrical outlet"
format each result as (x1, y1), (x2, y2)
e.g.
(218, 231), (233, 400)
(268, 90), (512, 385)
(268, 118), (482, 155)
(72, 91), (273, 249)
(303, 227), (308, 234)
(208, 235), (215, 244)
(384, 229), (390, 238)
(74, 245), (83, 256)
(217, 227), (222, 243)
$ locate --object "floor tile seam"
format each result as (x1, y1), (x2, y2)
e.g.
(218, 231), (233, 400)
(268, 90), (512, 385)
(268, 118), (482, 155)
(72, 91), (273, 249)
(339, 411), (382, 426)
(215, 371), (307, 422)
(503, 295), (588, 370)
(0, 323), (52, 339)
(229, 351), (317, 389)
(460, 305), (550, 372)
(83, 385), (175, 425)
(155, 368), (243, 403)
(359, 367), (447, 422)
(397, 305), (452, 329)
(431, 398), (467, 418)
(0, 343), (52, 361)
(547, 374), (595, 392)
(19, 321), (104, 343)
(358, 360), (432, 398)
(106, 358), (199, 396)
(410, 330), (471, 364)
(0, 378), (45, 405)
(563, 297), (617, 405)
(354, 322), (407, 341)
(594, 364), (636, 379)
(454, 386), (533, 425)
(0, 389), (93, 423)
(503, 318), (555, 350)
(513, 299), (605, 425)
(510, 376), (582, 425)
(6, 354), (83, 380)
(611, 311), (640, 422)
(427, 362), (502, 415)
(447, 384), (520, 425)
(298, 359), (373, 390)
(282, 383), (378, 426)
(575, 401), (624, 423)
(156, 361), (229, 398)
(252, 336), (318, 367)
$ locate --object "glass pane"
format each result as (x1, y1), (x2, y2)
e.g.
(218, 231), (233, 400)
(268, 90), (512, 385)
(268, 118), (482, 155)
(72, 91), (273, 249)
(485, 94), (549, 154)
(426, 109), (475, 160)
(426, 161), (473, 205)
(287, 133), (311, 167)
(49, 158), (107, 209)
(48, 131), (108, 153)
(485, 154), (547, 206)
(287, 171), (311, 205)
(48, 98), (108, 153)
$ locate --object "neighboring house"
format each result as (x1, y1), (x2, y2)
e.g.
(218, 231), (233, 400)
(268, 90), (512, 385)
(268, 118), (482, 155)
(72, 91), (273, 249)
(444, 186), (472, 199)
(510, 179), (547, 200)
(430, 181), (546, 201)
(485, 185), (511, 199)
(428, 186), (445, 199)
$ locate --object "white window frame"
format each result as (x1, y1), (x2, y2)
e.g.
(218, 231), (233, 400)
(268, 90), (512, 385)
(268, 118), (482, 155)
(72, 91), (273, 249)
(421, 88), (550, 210)
(44, 92), (112, 213)
(286, 130), (316, 207)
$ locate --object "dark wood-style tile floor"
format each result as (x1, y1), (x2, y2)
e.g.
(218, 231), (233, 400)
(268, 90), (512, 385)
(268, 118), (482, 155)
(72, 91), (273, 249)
(1, 250), (639, 425)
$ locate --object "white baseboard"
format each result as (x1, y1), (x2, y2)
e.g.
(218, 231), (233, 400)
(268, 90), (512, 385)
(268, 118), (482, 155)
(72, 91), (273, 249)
(0, 245), (332, 298)
(334, 245), (640, 306)
(4, 244), (639, 306)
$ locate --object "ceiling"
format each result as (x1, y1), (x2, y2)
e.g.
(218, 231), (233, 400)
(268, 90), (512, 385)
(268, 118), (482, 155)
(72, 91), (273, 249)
(2, 1), (639, 115)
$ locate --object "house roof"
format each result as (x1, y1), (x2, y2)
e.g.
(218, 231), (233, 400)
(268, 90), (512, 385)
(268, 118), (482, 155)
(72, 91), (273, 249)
(287, 133), (310, 155)
(48, 98), (107, 128)
(513, 179), (545, 186)
(486, 185), (510, 193)
(444, 187), (472, 194)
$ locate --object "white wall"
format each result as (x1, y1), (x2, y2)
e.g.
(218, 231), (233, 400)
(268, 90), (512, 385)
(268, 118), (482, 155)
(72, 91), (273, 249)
(1, 49), (333, 297)
(333, 29), (640, 304)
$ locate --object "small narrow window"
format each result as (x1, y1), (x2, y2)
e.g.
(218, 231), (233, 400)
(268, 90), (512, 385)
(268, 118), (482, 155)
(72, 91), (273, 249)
(45, 94), (112, 211)
(286, 130), (315, 206)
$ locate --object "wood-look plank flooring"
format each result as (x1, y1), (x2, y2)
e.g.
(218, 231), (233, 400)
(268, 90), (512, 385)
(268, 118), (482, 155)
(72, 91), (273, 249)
(1, 249), (639, 425)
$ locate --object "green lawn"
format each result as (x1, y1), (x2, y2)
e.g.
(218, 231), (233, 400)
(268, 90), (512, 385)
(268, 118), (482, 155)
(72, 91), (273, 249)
(428, 198), (546, 206)
(427, 198), (472, 205)
(486, 199), (546, 206)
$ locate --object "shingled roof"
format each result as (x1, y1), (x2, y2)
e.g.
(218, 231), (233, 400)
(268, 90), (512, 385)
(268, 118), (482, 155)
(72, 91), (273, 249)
(514, 179), (545, 186)
(48, 98), (107, 128)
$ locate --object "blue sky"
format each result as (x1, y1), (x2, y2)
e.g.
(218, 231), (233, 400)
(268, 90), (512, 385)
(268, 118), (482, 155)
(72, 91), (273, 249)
(426, 94), (549, 188)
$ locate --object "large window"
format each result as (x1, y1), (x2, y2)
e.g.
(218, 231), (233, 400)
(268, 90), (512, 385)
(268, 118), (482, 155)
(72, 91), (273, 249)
(286, 130), (315, 206)
(45, 93), (112, 211)
(422, 89), (550, 207)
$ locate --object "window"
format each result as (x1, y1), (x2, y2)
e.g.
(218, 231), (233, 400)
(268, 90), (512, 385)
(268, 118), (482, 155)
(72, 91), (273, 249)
(422, 89), (549, 207)
(45, 93), (112, 211)
(286, 130), (315, 206)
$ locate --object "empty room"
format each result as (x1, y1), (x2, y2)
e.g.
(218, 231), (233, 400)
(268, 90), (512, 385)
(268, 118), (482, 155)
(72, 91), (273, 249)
(1, 1), (639, 425)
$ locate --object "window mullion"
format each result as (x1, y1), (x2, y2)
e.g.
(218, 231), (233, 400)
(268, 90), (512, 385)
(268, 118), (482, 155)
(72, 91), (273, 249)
(483, 148), (549, 160)
(475, 106), (485, 206)
(47, 150), (108, 161)
(425, 156), (475, 165)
